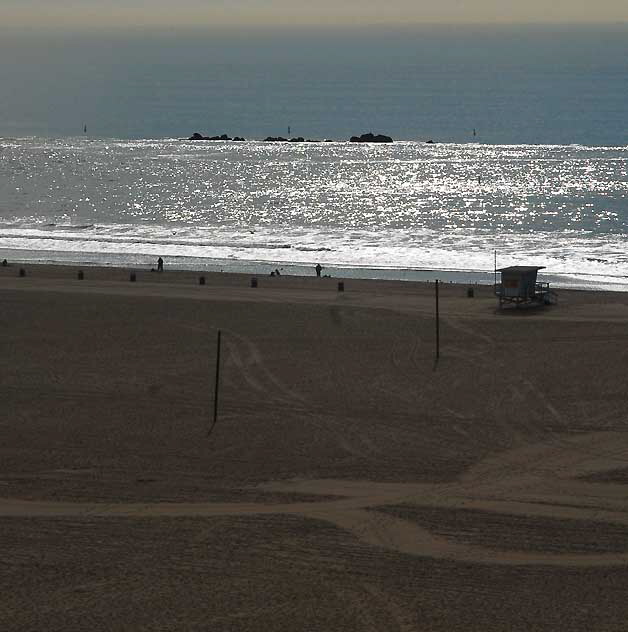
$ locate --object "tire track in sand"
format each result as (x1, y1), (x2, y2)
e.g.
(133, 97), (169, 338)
(3, 431), (628, 567)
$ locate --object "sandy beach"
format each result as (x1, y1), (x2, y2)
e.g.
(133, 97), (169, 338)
(2, 262), (628, 630)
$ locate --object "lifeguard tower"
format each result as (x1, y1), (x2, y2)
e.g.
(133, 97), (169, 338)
(496, 266), (555, 308)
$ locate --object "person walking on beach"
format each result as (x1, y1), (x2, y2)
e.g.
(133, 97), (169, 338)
(157, 257), (164, 272)
(315, 263), (322, 277)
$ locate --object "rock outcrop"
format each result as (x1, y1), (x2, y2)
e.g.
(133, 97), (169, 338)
(349, 133), (393, 143)
(188, 133), (246, 141)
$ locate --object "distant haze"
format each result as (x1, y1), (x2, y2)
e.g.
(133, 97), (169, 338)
(2, 0), (628, 28)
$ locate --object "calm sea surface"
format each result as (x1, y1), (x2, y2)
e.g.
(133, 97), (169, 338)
(1, 26), (627, 288)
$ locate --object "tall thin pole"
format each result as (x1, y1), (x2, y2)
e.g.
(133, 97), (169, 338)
(435, 279), (440, 360)
(210, 329), (222, 436)
(494, 249), (497, 288)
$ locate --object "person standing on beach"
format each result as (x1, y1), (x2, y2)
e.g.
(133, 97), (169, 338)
(157, 257), (164, 272)
(315, 263), (322, 277)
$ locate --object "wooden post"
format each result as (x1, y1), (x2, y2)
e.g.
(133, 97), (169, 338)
(435, 279), (440, 360)
(209, 330), (222, 436)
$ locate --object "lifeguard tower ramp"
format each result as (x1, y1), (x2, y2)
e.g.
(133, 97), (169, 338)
(496, 266), (556, 308)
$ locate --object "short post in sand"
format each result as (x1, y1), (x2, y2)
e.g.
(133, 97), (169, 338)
(435, 279), (440, 359)
(209, 329), (222, 436)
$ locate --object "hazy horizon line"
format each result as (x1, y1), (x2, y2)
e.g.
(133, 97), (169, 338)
(2, 20), (628, 35)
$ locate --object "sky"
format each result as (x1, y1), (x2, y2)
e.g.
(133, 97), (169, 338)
(2, 0), (628, 29)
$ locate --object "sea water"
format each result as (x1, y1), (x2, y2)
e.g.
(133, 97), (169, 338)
(1, 26), (627, 289)
(2, 25), (628, 145)
(1, 138), (627, 289)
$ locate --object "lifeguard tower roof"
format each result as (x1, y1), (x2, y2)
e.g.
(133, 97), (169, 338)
(496, 266), (545, 273)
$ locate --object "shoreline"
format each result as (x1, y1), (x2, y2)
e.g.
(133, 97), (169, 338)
(2, 259), (627, 304)
(2, 248), (628, 293)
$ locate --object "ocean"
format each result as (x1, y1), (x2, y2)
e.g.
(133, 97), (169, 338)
(1, 138), (628, 289)
(1, 26), (627, 288)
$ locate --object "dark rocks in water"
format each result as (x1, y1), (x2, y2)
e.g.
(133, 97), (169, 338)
(187, 134), (335, 142)
(200, 133), (231, 141)
(188, 133), (392, 143)
(264, 136), (309, 143)
(188, 132), (246, 141)
(425, 139), (435, 144)
(349, 132), (393, 143)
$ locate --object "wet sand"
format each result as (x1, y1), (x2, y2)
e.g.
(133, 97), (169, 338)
(2, 263), (628, 630)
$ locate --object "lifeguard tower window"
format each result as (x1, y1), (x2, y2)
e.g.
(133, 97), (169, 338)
(496, 266), (556, 307)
